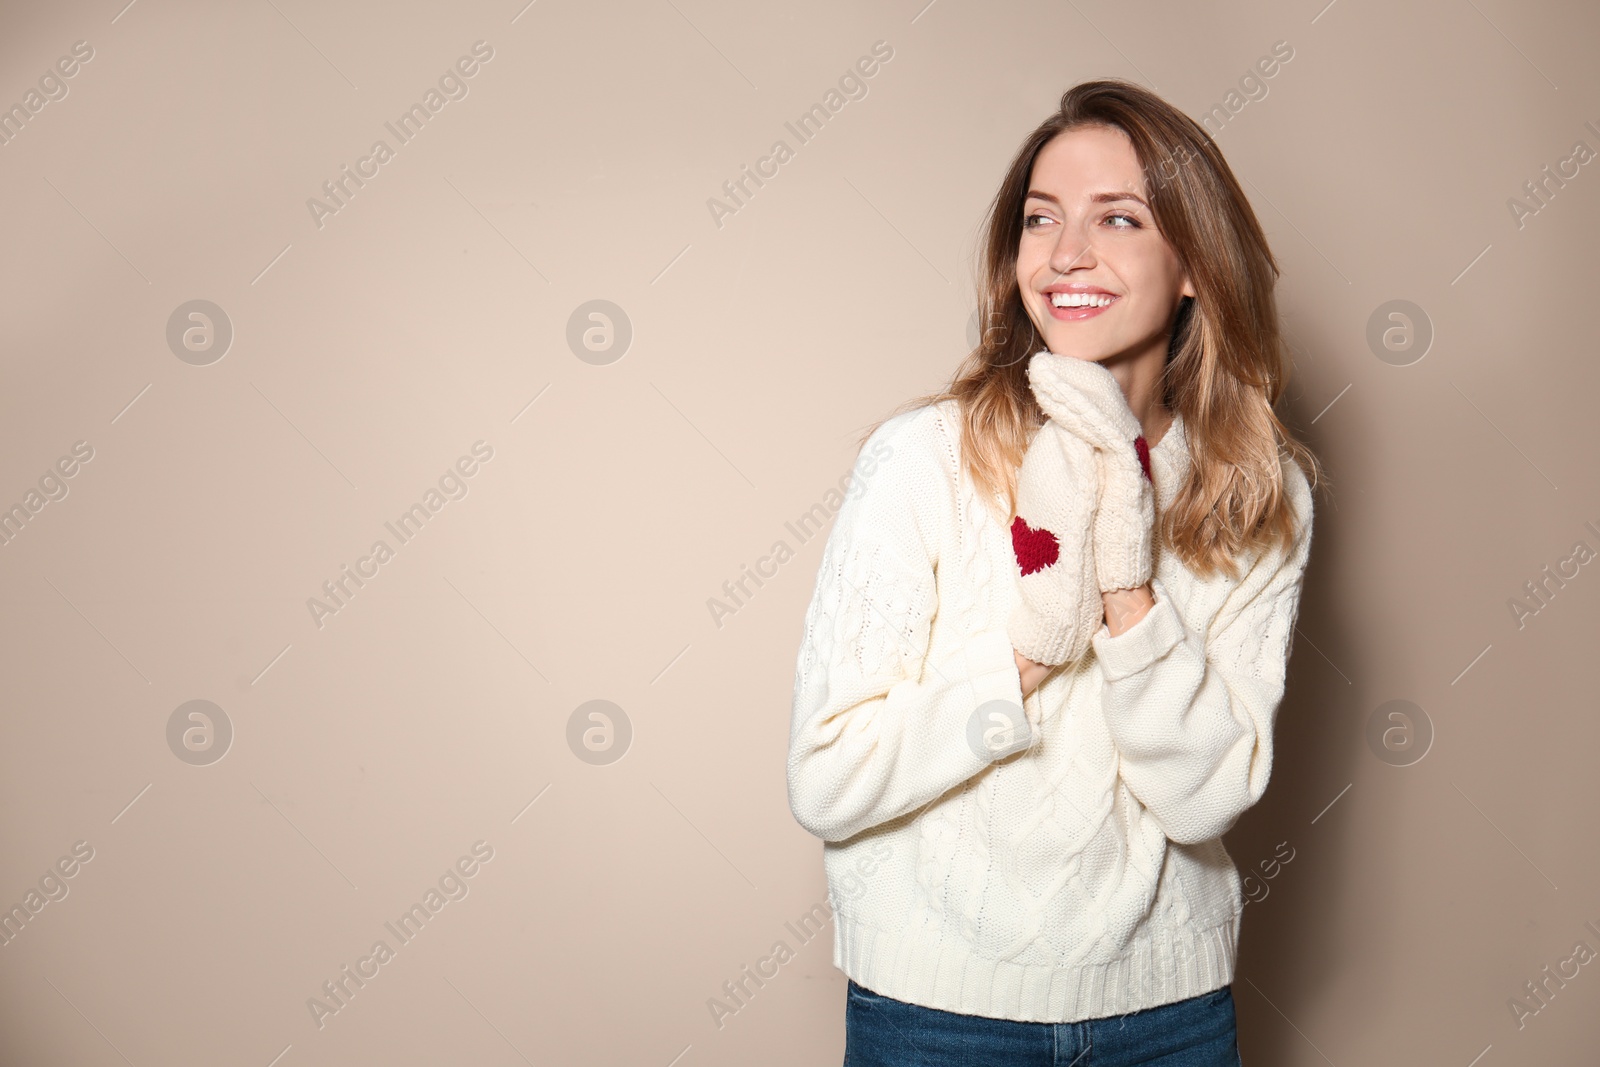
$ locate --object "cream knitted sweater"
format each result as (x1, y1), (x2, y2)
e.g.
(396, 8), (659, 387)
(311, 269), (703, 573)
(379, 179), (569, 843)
(786, 396), (1314, 1022)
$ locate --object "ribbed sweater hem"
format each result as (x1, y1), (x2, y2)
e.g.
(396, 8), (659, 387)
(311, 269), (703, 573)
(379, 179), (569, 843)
(834, 910), (1239, 1023)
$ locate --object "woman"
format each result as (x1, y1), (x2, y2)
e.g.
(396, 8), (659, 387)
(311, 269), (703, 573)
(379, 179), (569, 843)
(786, 78), (1325, 1065)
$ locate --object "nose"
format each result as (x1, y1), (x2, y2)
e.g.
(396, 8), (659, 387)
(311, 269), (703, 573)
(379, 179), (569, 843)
(1046, 214), (1097, 277)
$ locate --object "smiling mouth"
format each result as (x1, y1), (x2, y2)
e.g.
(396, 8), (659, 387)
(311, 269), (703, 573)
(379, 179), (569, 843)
(1044, 292), (1119, 319)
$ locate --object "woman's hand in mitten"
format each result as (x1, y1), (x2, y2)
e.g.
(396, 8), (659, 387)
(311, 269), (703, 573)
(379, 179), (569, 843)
(1006, 419), (1103, 669)
(1025, 351), (1154, 593)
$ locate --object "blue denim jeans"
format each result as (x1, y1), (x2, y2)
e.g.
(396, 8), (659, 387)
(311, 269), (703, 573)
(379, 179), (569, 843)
(844, 980), (1243, 1066)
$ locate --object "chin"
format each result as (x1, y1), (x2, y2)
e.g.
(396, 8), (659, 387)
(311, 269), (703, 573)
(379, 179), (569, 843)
(1041, 343), (1111, 363)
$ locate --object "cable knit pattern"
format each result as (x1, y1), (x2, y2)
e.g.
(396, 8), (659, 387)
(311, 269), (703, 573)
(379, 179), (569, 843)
(1028, 350), (1157, 593)
(1007, 420), (1104, 668)
(787, 397), (1315, 1022)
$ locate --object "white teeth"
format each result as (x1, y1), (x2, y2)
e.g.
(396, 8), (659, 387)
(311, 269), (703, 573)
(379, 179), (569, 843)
(1050, 292), (1115, 308)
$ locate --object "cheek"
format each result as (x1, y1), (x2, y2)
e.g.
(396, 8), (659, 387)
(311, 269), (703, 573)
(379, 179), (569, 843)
(1127, 247), (1185, 301)
(1154, 247), (1187, 293)
(1015, 245), (1040, 287)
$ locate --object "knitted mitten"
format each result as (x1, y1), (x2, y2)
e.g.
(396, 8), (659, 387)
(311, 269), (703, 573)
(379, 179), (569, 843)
(1026, 351), (1155, 593)
(1006, 419), (1103, 668)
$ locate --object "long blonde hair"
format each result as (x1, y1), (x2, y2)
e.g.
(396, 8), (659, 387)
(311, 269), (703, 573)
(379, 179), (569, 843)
(856, 78), (1325, 580)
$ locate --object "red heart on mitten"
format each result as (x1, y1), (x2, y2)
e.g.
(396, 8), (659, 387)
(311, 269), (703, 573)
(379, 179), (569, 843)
(1010, 516), (1060, 576)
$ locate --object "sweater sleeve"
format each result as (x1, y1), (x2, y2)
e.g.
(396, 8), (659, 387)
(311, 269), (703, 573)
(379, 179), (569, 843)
(787, 409), (1030, 845)
(1088, 460), (1315, 846)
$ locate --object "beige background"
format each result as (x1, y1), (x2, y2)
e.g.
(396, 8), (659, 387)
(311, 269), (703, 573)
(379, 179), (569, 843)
(0, 0), (1596, 1064)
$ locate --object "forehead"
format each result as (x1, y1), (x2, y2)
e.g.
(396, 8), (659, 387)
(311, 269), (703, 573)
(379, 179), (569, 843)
(1026, 125), (1147, 201)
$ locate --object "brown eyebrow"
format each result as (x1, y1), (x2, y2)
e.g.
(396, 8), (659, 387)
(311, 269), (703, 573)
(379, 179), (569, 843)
(1024, 190), (1149, 208)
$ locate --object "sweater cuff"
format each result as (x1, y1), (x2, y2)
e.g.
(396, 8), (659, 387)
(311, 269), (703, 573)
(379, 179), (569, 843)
(963, 627), (1032, 760)
(964, 627), (1027, 705)
(1091, 576), (1187, 682)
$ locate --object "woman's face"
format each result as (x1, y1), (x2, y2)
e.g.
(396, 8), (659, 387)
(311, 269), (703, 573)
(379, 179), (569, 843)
(1015, 124), (1194, 367)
